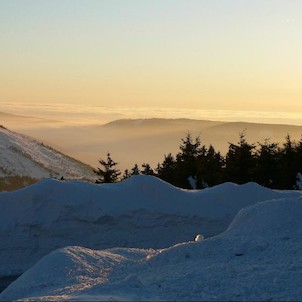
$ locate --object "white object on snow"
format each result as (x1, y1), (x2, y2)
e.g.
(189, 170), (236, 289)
(194, 234), (204, 241)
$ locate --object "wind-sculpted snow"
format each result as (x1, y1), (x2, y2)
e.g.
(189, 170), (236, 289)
(0, 175), (300, 281)
(2, 197), (302, 301)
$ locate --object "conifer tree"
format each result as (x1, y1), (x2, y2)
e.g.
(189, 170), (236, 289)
(177, 133), (201, 160)
(197, 145), (224, 187)
(141, 163), (154, 175)
(225, 132), (255, 184)
(294, 135), (302, 176)
(278, 135), (297, 189)
(254, 139), (280, 188)
(93, 153), (121, 183)
(175, 133), (202, 188)
(157, 153), (177, 185)
(131, 164), (140, 176)
(121, 169), (131, 180)
(294, 136), (302, 189)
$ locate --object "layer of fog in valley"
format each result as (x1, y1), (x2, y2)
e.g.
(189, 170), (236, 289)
(1, 102), (302, 171)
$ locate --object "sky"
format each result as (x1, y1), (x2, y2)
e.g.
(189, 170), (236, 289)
(0, 0), (302, 115)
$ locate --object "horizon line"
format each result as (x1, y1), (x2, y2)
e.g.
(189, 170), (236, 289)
(1, 101), (302, 127)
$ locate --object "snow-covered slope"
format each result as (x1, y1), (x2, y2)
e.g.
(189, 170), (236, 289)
(0, 175), (300, 280)
(0, 126), (94, 180)
(2, 196), (302, 301)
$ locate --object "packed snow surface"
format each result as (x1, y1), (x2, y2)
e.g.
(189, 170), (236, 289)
(0, 127), (94, 180)
(1, 175), (302, 300)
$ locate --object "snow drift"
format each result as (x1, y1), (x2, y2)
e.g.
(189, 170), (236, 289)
(2, 196), (302, 301)
(0, 175), (300, 280)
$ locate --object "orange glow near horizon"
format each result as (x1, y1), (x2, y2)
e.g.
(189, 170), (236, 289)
(1, 0), (302, 115)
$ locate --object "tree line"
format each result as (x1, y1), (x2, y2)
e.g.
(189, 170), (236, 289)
(94, 132), (302, 190)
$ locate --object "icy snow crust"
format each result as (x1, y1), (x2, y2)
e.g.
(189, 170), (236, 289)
(1, 175), (302, 300)
(0, 127), (94, 180)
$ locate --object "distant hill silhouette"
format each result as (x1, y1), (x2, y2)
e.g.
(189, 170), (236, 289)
(2, 114), (302, 171)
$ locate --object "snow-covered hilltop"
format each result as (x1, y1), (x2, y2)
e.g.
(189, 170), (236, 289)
(1, 176), (302, 300)
(0, 126), (95, 183)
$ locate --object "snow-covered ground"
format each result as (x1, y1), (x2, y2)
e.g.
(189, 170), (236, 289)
(1, 175), (302, 300)
(0, 126), (94, 180)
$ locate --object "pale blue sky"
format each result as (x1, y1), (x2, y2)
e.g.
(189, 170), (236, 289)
(0, 0), (302, 113)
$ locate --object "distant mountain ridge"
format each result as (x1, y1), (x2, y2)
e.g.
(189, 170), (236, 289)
(2, 113), (302, 171)
(0, 126), (95, 184)
(103, 118), (224, 128)
(103, 117), (302, 130)
(99, 117), (302, 165)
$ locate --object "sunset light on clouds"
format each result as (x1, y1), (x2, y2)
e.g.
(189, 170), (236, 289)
(1, 0), (302, 116)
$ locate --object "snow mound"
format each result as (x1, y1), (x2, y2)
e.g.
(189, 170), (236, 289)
(0, 176), (300, 278)
(2, 197), (302, 301)
(0, 127), (94, 180)
(226, 197), (302, 238)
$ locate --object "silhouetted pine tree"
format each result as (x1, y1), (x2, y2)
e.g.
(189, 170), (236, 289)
(141, 163), (154, 175)
(175, 133), (202, 189)
(294, 136), (302, 177)
(197, 145), (224, 187)
(225, 132), (255, 184)
(278, 135), (297, 189)
(121, 169), (131, 180)
(157, 153), (177, 185)
(254, 139), (280, 188)
(93, 153), (121, 183)
(131, 164), (140, 176)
